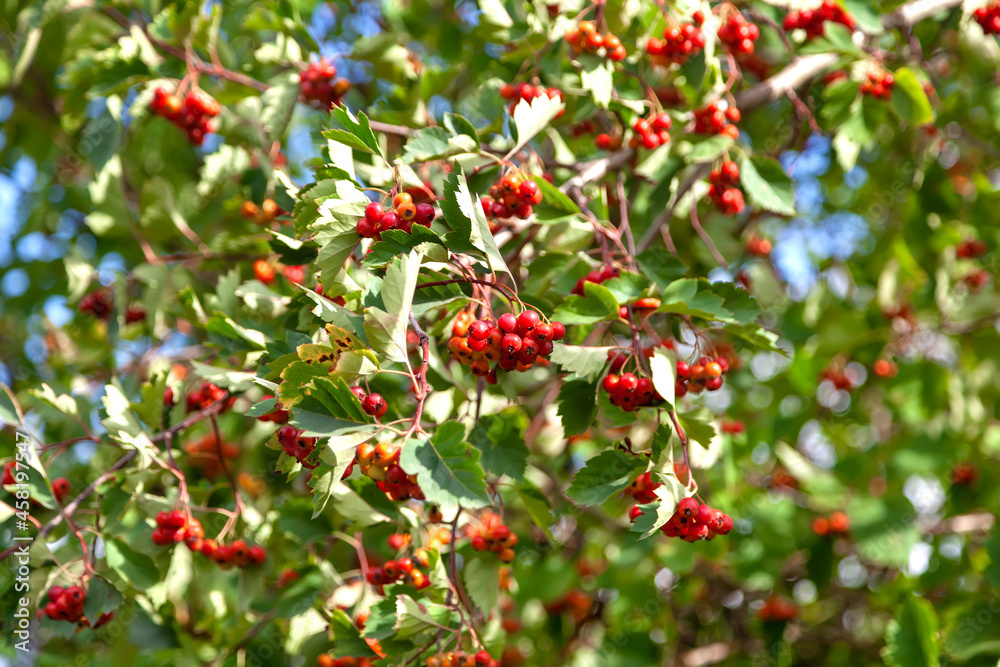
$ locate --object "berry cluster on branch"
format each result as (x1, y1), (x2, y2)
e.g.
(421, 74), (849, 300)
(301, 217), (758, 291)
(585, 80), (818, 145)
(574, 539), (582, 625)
(150, 88), (220, 146)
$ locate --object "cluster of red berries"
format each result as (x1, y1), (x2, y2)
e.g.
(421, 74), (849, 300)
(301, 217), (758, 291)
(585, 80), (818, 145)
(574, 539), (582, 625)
(356, 442), (424, 501)
(200, 538), (268, 569)
(299, 58), (351, 109)
(0, 462), (16, 485)
(257, 394), (289, 423)
(350, 385), (389, 419)
(956, 238), (988, 258)
(185, 381), (234, 413)
(480, 170), (544, 220)
(456, 311), (564, 378)
(79, 289), (113, 320)
(564, 21), (627, 61)
(629, 113), (672, 150)
(782, 1), (856, 38)
(757, 595), (799, 622)
(624, 472), (661, 504)
(860, 70), (894, 99)
(241, 198), (282, 225)
(499, 83), (564, 116)
(277, 426), (320, 469)
(718, 12), (760, 54)
(151, 510), (205, 549)
(658, 497), (733, 541)
(318, 656), (373, 667)
(708, 159), (746, 215)
(746, 236), (772, 257)
(693, 101), (741, 138)
(975, 3), (1000, 34)
(467, 512), (518, 563)
(602, 372), (663, 412)
(721, 419), (746, 434)
(150, 88), (219, 146)
(357, 193), (436, 239)
(819, 367), (855, 391)
(365, 556), (431, 591)
(572, 264), (620, 296)
(675, 356), (730, 397)
(811, 510), (850, 537)
(425, 650), (498, 667)
(646, 16), (706, 66)
(446, 312), (493, 377)
(42, 585), (113, 628)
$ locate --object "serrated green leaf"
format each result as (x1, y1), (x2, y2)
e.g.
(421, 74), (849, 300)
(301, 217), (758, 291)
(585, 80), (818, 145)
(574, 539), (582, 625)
(322, 106), (383, 157)
(363, 250), (422, 364)
(400, 422), (491, 509)
(636, 248), (687, 291)
(557, 378), (598, 437)
(468, 409), (529, 480)
(551, 282), (621, 324)
(738, 156), (796, 216)
(566, 450), (647, 505)
(363, 225), (446, 269)
(507, 93), (564, 158)
(550, 344), (614, 382)
(441, 169), (510, 278)
(649, 348), (675, 408)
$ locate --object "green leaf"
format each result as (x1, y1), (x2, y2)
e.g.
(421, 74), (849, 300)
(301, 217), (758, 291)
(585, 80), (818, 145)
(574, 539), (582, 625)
(515, 482), (556, 541)
(636, 248), (687, 291)
(725, 322), (785, 354)
(551, 282), (621, 325)
(444, 112), (480, 143)
(738, 156), (796, 216)
(260, 73), (300, 143)
(531, 175), (580, 213)
(268, 230), (319, 265)
(322, 106), (383, 157)
(566, 450), (647, 506)
(105, 539), (160, 590)
(441, 168), (510, 278)
(581, 61), (614, 108)
(330, 609), (377, 658)
(683, 135), (734, 162)
(550, 344), (614, 382)
(0, 385), (19, 425)
(650, 423), (672, 463)
(363, 250), (423, 364)
(468, 409), (529, 480)
(601, 272), (650, 302)
(891, 66), (935, 126)
(507, 93), (564, 158)
(649, 348), (675, 408)
(293, 377), (377, 437)
(82, 576), (123, 623)
(400, 422), (492, 509)
(398, 125), (477, 163)
(557, 378), (598, 437)
(884, 598), (940, 667)
(363, 225), (446, 269)
(463, 557), (500, 613)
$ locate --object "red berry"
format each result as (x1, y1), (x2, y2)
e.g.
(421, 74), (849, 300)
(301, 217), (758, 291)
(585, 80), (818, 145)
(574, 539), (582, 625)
(362, 393), (389, 418)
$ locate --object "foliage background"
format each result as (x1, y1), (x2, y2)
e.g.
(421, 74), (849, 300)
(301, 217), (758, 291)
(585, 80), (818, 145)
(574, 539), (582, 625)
(1, 0), (1000, 666)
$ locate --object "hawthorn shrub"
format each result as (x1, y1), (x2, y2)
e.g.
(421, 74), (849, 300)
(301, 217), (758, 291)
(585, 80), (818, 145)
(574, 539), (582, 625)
(1, 1), (999, 665)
